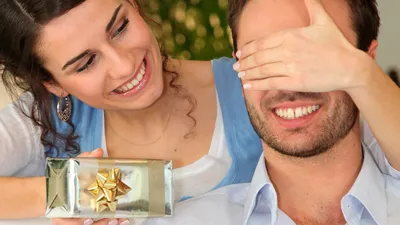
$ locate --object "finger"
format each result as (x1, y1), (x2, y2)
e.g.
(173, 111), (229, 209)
(52, 218), (94, 225)
(52, 218), (129, 225)
(304, 0), (333, 26)
(234, 47), (286, 72)
(239, 62), (288, 81)
(242, 77), (297, 91)
(93, 219), (119, 225)
(118, 219), (131, 225)
(93, 218), (130, 225)
(77, 148), (104, 158)
(236, 30), (287, 60)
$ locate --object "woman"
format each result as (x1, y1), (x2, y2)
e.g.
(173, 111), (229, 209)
(0, 0), (261, 224)
(0, 0), (399, 225)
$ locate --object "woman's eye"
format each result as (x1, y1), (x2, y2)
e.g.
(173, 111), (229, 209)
(77, 55), (96, 73)
(112, 18), (130, 39)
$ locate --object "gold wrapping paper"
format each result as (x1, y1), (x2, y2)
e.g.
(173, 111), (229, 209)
(45, 158), (173, 218)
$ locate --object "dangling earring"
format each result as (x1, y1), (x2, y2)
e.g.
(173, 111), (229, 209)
(57, 95), (72, 122)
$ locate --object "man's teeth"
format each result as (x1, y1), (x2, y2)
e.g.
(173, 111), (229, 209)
(115, 63), (146, 93)
(275, 105), (320, 120)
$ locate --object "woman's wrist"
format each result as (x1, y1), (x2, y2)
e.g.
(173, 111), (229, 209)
(345, 50), (380, 98)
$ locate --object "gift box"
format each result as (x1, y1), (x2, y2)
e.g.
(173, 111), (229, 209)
(45, 158), (173, 218)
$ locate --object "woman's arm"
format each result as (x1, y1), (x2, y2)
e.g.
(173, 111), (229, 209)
(347, 55), (400, 170)
(0, 177), (46, 218)
(0, 94), (47, 218)
(0, 149), (104, 219)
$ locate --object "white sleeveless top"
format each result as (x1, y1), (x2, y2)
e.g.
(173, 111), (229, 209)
(101, 95), (232, 201)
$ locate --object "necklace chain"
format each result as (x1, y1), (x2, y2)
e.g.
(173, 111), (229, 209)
(107, 103), (175, 146)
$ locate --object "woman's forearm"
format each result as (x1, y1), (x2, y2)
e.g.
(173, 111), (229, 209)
(348, 57), (400, 169)
(0, 176), (46, 218)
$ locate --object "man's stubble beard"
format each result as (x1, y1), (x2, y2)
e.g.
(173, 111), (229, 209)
(246, 92), (359, 158)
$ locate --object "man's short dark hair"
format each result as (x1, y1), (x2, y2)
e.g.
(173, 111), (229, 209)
(388, 69), (400, 86)
(228, 0), (380, 52)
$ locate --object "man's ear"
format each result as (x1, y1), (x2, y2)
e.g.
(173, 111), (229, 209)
(367, 40), (378, 60)
(43, 82), (69, 97)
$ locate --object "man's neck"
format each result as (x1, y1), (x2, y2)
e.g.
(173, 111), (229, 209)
(264, 125), (363, 225)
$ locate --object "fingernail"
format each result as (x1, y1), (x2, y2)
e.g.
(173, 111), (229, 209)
(238, 71), (246, 78)
(108, 219), (118, 225)
(120, 220), (131, 225)
(233, 62), (240, 70)
(83, 219), (94, 225)
(243, 83), (252, 89)
(236, 50), (242, 58)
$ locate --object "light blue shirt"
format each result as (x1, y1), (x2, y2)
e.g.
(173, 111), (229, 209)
(244, 144), (400, 225)
(145, 143), (400, 225)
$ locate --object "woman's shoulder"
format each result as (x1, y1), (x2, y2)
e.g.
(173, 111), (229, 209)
(1, 92), (35, 120)
(0, 92), (44, 175)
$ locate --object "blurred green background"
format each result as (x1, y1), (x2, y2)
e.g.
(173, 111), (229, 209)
(147, 0), (232, 60)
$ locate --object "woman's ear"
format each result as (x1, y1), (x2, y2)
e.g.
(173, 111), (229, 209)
(43, 81), (69, 97)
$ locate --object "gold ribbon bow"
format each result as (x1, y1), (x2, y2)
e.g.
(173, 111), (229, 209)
(87, 167), (131, 213)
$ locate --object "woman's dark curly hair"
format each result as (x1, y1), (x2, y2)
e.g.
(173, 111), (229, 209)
(0, 0), (196, 157)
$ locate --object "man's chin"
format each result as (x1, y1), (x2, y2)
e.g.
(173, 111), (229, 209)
(264, 138), (331, 158)
(264, 131), (314, 144)
(271, 146), (330, 158)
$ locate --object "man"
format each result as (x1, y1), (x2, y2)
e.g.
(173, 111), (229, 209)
(145, 0), (400, 224)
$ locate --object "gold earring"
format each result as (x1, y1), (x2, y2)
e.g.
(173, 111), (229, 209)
(57, 95), (72, 122)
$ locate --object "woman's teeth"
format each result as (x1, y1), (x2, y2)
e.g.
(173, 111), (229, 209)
(275, 105), (320, 120)
(115, 63), (146, 93)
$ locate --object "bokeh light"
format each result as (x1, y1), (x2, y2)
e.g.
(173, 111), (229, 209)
(148, 1), (232, 60)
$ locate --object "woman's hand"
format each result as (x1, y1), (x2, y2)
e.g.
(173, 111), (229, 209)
(233, 0), (372, 93)
(52, 149), (130, 225)
(76, 148), (104, 158)
(52, 218), (130, 225)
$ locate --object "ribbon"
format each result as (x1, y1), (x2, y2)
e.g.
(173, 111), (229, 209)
(47, 160), (69, 213)
(148, 161), (166, 216)
(87, 167), (131, 213)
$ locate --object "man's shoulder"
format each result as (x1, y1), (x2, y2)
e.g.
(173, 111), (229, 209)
(386, 179), (400, 223)
(144, 183), (249, 225)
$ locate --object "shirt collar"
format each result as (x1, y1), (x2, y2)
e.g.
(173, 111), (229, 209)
(244, 144), (388, 225)
(343, 143), (387, 225)
(243, 153), (277, 225)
